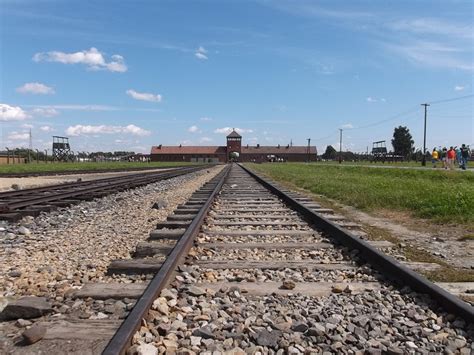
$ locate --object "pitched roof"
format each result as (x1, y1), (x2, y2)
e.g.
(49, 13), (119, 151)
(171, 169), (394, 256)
(241, 145), (317, 155)
(226, 130), (242, 138)
(151, 146), (226, 155)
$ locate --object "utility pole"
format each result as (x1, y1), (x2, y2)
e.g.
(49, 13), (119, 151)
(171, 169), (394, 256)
(28, 128), (32, 163)
(421, 103), (430, 166)
(306, 138), (311, 163)
(339, 129), (343, 164)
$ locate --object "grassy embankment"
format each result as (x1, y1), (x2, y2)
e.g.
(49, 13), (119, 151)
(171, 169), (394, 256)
(0, 161), (200, 175)
(249, 163), (473, 224)
(248, 163), (474, 282)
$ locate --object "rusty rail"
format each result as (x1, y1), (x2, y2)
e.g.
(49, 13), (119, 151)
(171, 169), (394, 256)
(102, 165), (230, 355)
(239, 163), (474, 324)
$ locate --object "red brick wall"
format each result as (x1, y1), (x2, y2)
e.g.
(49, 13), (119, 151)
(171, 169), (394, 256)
(226, 138), (241, 155)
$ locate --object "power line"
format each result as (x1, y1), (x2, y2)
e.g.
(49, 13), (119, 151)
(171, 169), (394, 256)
(428, 94), (474, 105)
(339, 94), (472, 133)
(348, 105), (420, 131)
(430, 114), (472, 119)
(310, 130), (339, 142)
(313, 93), (473, 151)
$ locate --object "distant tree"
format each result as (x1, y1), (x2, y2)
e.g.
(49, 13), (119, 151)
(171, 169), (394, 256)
(392, 126), (414, 158)
(321, 145), (337, 160)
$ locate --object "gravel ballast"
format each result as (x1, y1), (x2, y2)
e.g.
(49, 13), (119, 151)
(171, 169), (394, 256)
(0, 166), (223, 300)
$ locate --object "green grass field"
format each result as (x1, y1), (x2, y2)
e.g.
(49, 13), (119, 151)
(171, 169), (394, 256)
(318, 160), (472, 169)
(0, 161), (198, 174)
(248, 163), (474, 225)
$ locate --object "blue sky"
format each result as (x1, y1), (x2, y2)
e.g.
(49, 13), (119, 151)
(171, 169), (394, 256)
(0, 0), (472, 154)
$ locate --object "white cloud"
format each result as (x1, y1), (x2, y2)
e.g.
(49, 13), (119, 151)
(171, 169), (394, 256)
(385, 41), (473, 72)
(17, 82), (55, 95)
(32, 107), (60, 117)
(188, 125), (200, 133)
(8, 131), (30, 140)
(123, 124), (151, 136)
(366, 97), (386, 103)
(0, 103), (30, 121)
(126, 89), (162, 103)
(341, 123), (353, 129)
(65, 124), (151, 137)
(195, 46), (208, 60)
(178, 140), (193, 145)
(33, 47), (127, 72)
(454, 85), (465, 91)
(199, 137), (213, 143)
(40, 125), (53, 132)
(21, 123), (34, 129)
(195, 52), (208, 60)
(200, 117), (213, 121)
(214, 127), (253, 134)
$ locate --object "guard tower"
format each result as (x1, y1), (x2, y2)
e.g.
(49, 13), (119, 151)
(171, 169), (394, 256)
(226, 129), (242, 162)
(371, 140), (387, 161)
(52, 136), (71, 162)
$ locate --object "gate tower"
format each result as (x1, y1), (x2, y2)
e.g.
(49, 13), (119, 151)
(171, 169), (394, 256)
(226, 129), (242, 162)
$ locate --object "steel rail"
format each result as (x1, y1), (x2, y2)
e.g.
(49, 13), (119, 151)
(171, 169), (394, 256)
(239, 163), (474, 324)
(0, 167), (204, 212)
(0, 166), (202, 199)
(0, 165), (198, 178)
(102, 165), (231, 355)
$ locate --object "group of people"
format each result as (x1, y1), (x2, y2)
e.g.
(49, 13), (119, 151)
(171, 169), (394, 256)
(431, 144), (471, 170)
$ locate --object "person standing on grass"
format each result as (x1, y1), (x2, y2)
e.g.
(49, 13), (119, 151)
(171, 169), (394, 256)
(431, 148), (439, 168)
(460, 144), (470, 170)
(447, 147), (455, 170)
(456, 146), (462, 168)
(440, 147), (448, 169)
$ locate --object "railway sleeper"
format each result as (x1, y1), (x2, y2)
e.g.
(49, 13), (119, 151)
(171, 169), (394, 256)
(156, 221), (191, 229)
(134, 241), (174, 257)
(167, 214), (197, 221)
(148, 229), (185, 240)
(107, 258), (163, 275)
(173, 208), (201, 214)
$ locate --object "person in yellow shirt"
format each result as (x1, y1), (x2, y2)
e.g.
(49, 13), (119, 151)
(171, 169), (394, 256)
(431, 148), (439, 168)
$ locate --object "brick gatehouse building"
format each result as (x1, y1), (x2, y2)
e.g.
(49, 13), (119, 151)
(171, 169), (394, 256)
(150, 130), (317, 163)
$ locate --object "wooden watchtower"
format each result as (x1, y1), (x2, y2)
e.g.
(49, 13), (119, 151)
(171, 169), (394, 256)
(52, 136), (71, 162)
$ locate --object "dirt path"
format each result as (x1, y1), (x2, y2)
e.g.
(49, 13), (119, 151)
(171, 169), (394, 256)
(329, 201), (473, 270)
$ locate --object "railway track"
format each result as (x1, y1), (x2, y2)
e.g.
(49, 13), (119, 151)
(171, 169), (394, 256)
(6, 164), (473, 353)
(0, 166), (208, 221)
(0, 165), (195, 178)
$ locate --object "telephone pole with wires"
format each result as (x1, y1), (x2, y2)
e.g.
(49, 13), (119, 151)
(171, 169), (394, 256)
(339, 129), (343, 164)
(421, 103), (430, 166)
(306, 138), (311, 163)
(28, 128), (32, 163)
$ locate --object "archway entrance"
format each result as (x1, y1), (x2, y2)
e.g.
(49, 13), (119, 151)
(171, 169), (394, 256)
(229, 151), (240, 162)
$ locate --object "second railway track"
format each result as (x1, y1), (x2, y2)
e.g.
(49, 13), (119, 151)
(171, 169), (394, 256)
(0, 166), (208, 221)
(3, 163), (472, 354)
